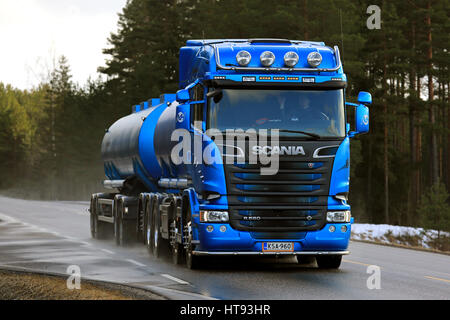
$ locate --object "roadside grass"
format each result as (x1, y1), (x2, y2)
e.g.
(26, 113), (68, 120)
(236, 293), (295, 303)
(0, 270), (163, 300)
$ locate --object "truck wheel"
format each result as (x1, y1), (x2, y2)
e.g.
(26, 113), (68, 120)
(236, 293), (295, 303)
(152, 200), (164, 258)
(136, 196), (145, 243)
(114, 199), (134, 246)
(91, 195), (113, 240)
(114, 198), (122, 246)
(185, 230), (202, 269)
(119, 216), (134, 246)
(90, 196), (97, 238)
(316, 255), (342, 269)
(171, 219), (184, 265)
(97, 221), (113, 239)
(184, 206), (202, 270)
(172, 243), (183, 265)
(144, 199), (154, 255)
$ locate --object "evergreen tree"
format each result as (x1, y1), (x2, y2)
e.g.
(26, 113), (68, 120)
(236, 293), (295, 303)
(418, 181), (450, 249)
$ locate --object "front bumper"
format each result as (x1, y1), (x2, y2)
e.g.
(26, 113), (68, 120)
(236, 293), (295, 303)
(193, 222), (352, 254)
(192, 250), (349, 256)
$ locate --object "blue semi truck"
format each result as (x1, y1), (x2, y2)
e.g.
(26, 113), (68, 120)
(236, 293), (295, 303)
(90, 39), (371, 269)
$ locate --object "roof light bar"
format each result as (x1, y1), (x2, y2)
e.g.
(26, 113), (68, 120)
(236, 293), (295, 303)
(212, 45), (341, 73)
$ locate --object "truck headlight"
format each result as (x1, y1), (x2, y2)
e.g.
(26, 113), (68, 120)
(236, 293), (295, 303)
(200, 211), (229, 223)
(327, 211), (351, 223)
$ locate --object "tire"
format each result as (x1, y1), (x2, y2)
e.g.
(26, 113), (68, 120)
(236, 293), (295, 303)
(91, 195), (113, 240)
(114, 198), (135, 246)
(316, 255), (342, 269)
(114, 198), (121, 246)
(152, 200), (164, 258)
(97, 221), (113, 239)
(171, 219), (184, 265)
(90, 196), (97, 239)
(144, 199), (154, 255)
(119, 216), (135, 246)
(184, 203), (202, 270)
(136, 197), (144, 243)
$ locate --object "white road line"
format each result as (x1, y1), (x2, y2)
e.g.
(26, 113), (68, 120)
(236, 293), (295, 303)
(0, 239), (72, 246)
(100, 249), (115, 255)
(126, 259), (147, 267)
(78, 241), (92, 247)
(0, 212), (19, 223)
(161, 274), (190, 285)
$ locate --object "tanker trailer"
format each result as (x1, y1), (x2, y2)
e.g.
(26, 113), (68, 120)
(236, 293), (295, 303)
(89, 39), (371, 269)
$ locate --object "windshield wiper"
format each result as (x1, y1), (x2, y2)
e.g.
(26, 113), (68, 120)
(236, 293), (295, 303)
(207, 89), (223, 103)
(276, 129), (321, 139)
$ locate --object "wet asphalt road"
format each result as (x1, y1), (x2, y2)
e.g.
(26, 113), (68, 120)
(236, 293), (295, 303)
(0, 195), (449, 300)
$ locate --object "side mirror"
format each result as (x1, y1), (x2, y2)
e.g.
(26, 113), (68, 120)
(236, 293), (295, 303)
(347, 91), (371, 137)
(176, 88), (190, 103)
(358, 91), (372, 105)
(355, 104), (369, 135)
(176, 80), (201, 103)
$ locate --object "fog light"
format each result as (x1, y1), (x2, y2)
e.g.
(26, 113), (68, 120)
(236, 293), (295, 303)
(341, 225), (348, 233)
(206, 225), (214, 233)
(329, 225), (336, 233)
(220, 225), (227, 232)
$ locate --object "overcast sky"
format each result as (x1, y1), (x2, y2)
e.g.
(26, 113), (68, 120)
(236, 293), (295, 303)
(0, 0), (127, 89)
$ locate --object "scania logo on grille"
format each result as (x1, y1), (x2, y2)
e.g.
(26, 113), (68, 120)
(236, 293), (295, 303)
(252, 145), (306, 156)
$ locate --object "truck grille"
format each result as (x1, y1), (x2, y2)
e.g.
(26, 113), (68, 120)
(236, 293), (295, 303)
(223, 141), (339, 232)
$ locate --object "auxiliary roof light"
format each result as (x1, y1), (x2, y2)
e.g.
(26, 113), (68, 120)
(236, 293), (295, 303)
(307, 51), (322, 67)
(236, 50), (252, 66)
(260, 51), (275, 67)
(284, 51), (299, 67)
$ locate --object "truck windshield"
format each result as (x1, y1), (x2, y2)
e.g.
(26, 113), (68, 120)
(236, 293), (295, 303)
(207, 89), (346, 138)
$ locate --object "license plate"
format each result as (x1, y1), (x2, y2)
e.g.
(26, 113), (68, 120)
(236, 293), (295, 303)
(262, 242), (294, 252)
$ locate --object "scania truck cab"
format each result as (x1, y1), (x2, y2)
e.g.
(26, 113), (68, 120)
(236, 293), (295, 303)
(91, 39), (371, 270)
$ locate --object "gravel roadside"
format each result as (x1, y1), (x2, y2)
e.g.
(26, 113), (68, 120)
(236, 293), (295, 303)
(0, 269), (165, 300)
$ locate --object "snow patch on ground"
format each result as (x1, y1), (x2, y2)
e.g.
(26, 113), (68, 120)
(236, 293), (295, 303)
(351, 223), (449, 250)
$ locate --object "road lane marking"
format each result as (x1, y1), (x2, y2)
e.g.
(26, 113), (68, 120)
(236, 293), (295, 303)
(100, 249), (115, 255)
(0, 213), (19, 223)
(161, 274), (190, 285)
(0, 239), (73, 246)
(425, 276), (450, 284)
(343, 259), (375, 267)
(126, 259), (147, 267)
